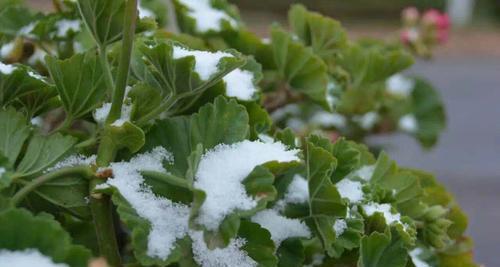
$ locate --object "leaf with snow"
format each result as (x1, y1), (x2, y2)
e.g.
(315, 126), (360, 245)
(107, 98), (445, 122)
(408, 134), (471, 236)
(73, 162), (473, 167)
(144, 96), (249, 177)
(46, 52), (107, 122)
(0, 5), (42, 37)
(0, 209), (91, 267)
(0, 63), (57, 117)
(131, 41), (245, 120)
(174, 0), (239, 34)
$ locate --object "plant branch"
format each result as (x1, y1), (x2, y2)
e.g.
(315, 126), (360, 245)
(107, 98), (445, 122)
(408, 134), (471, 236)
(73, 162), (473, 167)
(106, 0), (138, 123)
(11, 166), (93, 207)
(165, 0), (180, 33)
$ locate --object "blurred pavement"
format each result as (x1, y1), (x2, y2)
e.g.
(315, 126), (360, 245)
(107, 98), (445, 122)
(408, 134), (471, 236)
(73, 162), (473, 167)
(369, 56), (500, 267)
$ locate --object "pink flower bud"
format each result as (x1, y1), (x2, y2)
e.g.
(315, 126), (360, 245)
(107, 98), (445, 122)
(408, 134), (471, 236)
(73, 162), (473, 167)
(422, 9), (441, 26)
(436, 13), (450, 30)
(400, 28), (419, 44)
(402, 6), (420, 24)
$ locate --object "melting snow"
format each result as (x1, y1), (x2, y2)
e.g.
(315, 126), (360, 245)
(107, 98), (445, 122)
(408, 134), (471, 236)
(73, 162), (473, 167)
(177, 0), (237, 32)
(105, 147), (190, 259)
(0, 41), (15, 58)
(45, 154), (96, 173)
(251, 209), (311, 246)
(0, 249), (68, 267)
(353, 112), (379, 130)
(172, 46), (233, 80)
(346, 165), (375, 182)
(310, 111), (346, 128)
(362, 203), (402, 225)
(194, 140), (300, 230)
(223, 69), (256, 100)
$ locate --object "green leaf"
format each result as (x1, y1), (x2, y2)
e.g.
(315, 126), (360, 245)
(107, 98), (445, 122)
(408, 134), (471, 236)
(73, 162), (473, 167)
(46, 52), (107, 122)
(102, 121), (146, 153)
(238, 220), (278, 267)
(144, 96), (249, 177)
(15, 133), (77, 178)
(271, 26), (331, 110)
(0, 5), (41, 37)
(0, 208), (91, 267)
(370, 151), (397, 184)
(410, 78), (446, 148)
(0, 107), (30, 165)
(22, 175), (91, 219)
(359, 231), (408, 267)
(288, 4), (347, 69)
(305, 140), (347, 256)
(330, 138), (362, 182)
(77, 0), (126, 47)
(129, 82), (162, 122)
(0, 64), (58, 117)
(277, 238), (305, 267)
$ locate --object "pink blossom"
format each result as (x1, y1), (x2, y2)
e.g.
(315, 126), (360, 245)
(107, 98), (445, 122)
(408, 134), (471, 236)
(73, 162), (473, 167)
(401, 6), (419, 24)
(400, 28), (419, 44)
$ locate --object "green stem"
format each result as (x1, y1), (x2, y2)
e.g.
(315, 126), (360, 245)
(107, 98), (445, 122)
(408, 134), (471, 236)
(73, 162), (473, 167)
(99, 45), (115, 97)
(90, 1), (139, 265)
(165, 0), (180, 33)
(89, 179), (121, 267)
(106, 0), (138, 123)
(11, 166), (93, 206)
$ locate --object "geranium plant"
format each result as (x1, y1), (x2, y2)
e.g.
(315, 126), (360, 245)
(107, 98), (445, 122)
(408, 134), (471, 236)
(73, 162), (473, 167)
(0, 1), (475, 267)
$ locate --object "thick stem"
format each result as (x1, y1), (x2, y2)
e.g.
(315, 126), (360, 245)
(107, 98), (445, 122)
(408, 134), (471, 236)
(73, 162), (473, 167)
(107, 0), (138, 123)
(11, 166), (93, 206)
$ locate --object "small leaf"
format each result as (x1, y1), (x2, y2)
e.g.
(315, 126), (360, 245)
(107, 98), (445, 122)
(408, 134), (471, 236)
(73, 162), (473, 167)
(46, 52), (107, 121)
(238, 220), (278, 267)
(277, 238), (305, 267)
(0, 208), (91, 267)
(102, 121), (146, 153)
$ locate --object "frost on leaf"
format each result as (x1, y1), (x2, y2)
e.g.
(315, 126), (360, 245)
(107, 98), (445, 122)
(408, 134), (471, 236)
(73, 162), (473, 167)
(104, 147), (190, 259)
(194, 140), (300, 230)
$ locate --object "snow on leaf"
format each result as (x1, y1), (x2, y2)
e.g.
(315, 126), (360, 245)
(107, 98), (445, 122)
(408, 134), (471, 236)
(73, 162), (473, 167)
(194, 140), (299, 230)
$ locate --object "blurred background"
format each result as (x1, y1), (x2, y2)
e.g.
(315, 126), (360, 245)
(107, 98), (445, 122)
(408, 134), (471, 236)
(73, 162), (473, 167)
(26, 0), (500, 266)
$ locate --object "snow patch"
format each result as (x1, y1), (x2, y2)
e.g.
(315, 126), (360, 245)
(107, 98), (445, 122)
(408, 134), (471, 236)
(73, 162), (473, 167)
(336, 179), (364, 203)
(0, 41), (15, 58)
(177, 0), (237, 32)
(19, 22), (37, 38)
(223, 69), (256, 100)
(353, 112), (379, 130)
(362, 203), (402, 225)
(194, 140), (300, 230)
(0, 62), (16, 75)
(399, 114), (418, 133)
(310, 111), (346, 128)
(172, 46), (233, 80)
(0, 249), (68, 267)
(284, 174), (309, 204)
(346, 165), (375, 182)
(54, 19), (80, 37)
(93, 102), (132, 126)
(409, 248), (431, 267)
(46, 154), (96, 173)
(333, 219), (347, 237)
(190, 230), (256, 267)
(105, 147), (190, 259)
(386, 74), (415, 97)
(0, 167), (5, 177)
(251, 209), (311, 246)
